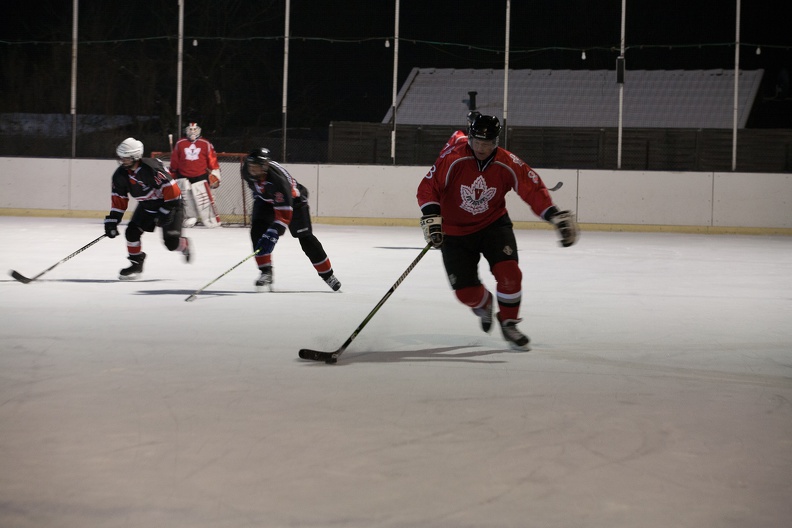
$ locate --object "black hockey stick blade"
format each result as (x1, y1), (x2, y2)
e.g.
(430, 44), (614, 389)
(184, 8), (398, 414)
(298, 349), (340, 364)
(548, 181), (563, 191)
(9, 270), (33, 284)
(300, 327), (358, 364)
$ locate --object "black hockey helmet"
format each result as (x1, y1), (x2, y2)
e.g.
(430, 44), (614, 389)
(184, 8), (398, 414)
(466, 110), (481, 125)
(246, 148), (271, 166)
(468, 114), (501, 140)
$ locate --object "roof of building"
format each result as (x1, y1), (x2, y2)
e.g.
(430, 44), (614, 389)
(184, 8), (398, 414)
(383, 68), (764, 129)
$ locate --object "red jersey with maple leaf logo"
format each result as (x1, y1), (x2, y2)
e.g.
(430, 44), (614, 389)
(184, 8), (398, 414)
(170, 137), (220, 179)
(417, 141), (555, 236)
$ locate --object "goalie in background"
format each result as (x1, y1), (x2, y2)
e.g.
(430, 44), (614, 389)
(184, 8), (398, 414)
(241, 148), (341, 293)
(417, 114), (578, 351)
(170, 122), (222, 228)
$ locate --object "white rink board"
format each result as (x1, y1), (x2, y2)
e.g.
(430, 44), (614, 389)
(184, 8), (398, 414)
(577, 170), (714, 226)
(1, 156), (791, 230)
(713, 172), (792, 228)
(315, 164), (425, 218)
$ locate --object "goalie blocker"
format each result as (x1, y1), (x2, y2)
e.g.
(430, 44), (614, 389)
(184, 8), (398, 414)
(177, 178), (221, 228)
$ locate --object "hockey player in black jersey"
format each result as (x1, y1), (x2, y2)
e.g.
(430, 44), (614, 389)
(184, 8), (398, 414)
(104, 138), (191, 280)
(241, 148), (341, 292)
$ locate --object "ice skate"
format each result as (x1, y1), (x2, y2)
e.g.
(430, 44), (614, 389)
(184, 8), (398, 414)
(119, 253), (146, 281)
(255, 266), (273, 292)
(472, 291), (493, 333)
(323, 274), (341, 292)
(498, 315), (530, 351)
(183, 217), (198, 228)
(181, 237), (192, 263)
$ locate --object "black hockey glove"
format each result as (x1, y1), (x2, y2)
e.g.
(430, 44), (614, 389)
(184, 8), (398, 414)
(256, 228), (279, 255)
(549, 210), (579, 247)
(104, 216), (119, 238)
(420, 214), (444, 248)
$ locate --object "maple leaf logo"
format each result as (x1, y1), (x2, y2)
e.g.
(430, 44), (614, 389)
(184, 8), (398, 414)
(459, 176), (497, 215)
(185, 144), (202, 161)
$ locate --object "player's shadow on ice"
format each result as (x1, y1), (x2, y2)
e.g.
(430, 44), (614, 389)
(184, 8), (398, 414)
(301, 345), (512, 365)
(376, 246), (428, 250)
(5, 278), (167, 284)
(135, 289), (334, 298)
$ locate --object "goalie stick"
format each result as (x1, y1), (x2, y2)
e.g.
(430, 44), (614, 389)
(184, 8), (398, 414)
(185, 250), (260, 302)
(10, 234), (107, 284)
(299, 243), (432, 364)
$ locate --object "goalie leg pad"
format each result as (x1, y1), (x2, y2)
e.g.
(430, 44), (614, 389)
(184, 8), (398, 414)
(177, 178), (199, 226)
(190, 181), (221, 228)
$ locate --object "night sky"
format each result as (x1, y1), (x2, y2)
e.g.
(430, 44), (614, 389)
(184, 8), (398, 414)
(2, 0), (789, 129)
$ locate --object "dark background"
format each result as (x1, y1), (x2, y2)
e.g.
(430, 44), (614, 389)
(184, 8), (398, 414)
(1, 0), (790, 161)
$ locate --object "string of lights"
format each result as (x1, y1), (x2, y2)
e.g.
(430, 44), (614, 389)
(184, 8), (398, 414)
(1, 36), (789, 53)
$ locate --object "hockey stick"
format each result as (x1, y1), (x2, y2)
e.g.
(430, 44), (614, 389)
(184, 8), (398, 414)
(185, 250), (260, 302)
(9, 234), (107, 284)
(548, 181), (563, 191)
(299, 243), (432, 364)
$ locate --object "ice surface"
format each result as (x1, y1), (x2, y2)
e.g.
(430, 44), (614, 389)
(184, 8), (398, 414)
(1, 216), (791, 528)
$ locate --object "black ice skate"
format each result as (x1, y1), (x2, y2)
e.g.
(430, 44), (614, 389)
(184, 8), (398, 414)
(322, 273), (341, 292)
(498, 315), (531, 351)
(181, 237), (192, 263)
(472, 291), (493, 333)
(255, 266), (273, 292)
(119, 253), (146, 281)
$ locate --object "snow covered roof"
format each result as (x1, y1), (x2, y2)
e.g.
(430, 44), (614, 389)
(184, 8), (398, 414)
(384, 68), (764, 129)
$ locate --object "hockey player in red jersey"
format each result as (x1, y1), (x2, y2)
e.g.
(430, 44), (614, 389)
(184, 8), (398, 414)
(104, 138), (192, 280)
(417, 114), (578, 350)
(241, 148), (341, 292)
(439, 110), (480, 156)
(170, 122), (222, 227)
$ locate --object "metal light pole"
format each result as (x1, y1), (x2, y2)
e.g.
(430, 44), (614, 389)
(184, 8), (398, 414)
(732, 0), (740, 171)
(282, 0), (291, 161)
(177, 0), (184, 138)
(502, 0), (511, 150)
(617, 0), (626, 169)
(390, 0), (400, 165)
(70, 0), (78, 157)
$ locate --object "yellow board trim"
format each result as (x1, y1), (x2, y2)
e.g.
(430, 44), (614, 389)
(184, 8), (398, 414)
(2, 209), (790, 236)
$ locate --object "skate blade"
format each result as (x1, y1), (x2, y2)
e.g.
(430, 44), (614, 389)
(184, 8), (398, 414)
(506, 342), (531, 352)
(118, 273), (141, 281)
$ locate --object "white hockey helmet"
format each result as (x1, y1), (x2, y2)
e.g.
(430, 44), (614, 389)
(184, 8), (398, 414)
(185, 122), (201, 141)
(116, 137), (144, 167)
